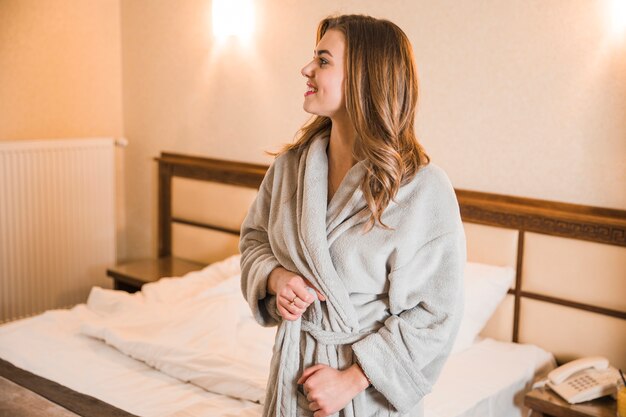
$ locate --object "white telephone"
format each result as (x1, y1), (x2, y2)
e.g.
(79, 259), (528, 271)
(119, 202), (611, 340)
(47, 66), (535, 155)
(546, 356), (620, 404)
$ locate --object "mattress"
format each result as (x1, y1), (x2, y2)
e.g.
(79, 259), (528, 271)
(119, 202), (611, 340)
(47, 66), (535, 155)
(0, 302), (554, 417)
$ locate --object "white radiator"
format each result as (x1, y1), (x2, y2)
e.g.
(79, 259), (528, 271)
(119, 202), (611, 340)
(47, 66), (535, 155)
(0, 138), (116, 323)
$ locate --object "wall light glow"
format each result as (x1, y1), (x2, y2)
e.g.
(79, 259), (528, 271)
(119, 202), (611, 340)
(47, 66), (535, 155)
(610, 0), (626, 37)
(212, 0), (255, 43)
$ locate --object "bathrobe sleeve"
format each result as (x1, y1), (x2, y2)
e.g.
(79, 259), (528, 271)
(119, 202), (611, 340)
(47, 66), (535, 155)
(239, 162), (283, 327)
(351, 181), (466, 413)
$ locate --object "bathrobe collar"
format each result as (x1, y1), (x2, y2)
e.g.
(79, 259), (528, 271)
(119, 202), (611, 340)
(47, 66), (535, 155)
(297, 135), (369, 331)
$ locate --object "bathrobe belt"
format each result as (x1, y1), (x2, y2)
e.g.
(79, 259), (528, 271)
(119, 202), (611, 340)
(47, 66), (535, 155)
(300, 320), (377, 346)
(278, 320), (377, 413)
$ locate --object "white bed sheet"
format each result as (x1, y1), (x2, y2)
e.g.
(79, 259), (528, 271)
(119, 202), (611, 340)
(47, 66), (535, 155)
(0, 305), (262, 417)
(0, 303), (554, 417)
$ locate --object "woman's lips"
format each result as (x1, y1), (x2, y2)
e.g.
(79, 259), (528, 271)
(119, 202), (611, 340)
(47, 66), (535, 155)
(305, 82), (317, 97)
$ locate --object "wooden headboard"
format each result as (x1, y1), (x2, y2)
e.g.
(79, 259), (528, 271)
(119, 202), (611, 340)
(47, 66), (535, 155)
(155, 152), (626, 368)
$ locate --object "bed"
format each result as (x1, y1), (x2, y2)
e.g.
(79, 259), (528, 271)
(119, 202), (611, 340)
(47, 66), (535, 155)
(1, 152), (624, 417)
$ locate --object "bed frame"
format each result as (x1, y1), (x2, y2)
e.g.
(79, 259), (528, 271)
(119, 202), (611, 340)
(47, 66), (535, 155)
(155, 152), (626, 369)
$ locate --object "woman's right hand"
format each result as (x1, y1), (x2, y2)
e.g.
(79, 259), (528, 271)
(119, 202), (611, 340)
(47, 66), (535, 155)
(267, 267), (326, 321)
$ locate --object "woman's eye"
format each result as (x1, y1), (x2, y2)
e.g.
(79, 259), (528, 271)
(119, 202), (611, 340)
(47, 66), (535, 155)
(318, 58), (328, 66)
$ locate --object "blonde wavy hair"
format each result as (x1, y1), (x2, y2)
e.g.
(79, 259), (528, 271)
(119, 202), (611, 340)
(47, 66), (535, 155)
(277, 14), (430, 231)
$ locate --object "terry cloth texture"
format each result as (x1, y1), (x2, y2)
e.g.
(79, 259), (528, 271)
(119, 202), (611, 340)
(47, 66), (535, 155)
(240, 135), (466, 417)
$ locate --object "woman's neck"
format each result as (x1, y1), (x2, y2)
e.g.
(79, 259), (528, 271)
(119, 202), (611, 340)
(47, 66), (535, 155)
(328, 117), (357, 170)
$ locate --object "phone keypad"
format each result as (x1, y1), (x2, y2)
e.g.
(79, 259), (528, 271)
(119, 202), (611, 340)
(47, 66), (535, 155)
(568, 375), (598, 391)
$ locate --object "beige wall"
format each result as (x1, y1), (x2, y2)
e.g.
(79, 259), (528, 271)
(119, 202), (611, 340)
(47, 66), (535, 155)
(121, 0), (626, 260)
(0, 0), (126, 256)
(0, 0), (123, 139)
(1, 1), (624, 261)
(412, 0), (626, 209)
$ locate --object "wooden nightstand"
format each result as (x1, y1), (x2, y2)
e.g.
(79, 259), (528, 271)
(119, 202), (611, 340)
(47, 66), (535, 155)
(525, 387), (617, 417)
(106, 257), (207, 293)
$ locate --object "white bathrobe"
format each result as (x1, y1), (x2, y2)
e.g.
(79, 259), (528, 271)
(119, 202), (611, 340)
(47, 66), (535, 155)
(240, 135), (465, 417)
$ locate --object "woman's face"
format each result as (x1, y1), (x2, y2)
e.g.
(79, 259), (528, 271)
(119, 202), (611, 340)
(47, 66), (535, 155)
(301, 29), (346, 119)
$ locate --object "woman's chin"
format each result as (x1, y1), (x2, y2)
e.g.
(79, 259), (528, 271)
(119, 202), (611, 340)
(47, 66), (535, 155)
(302, 103), (319, 116)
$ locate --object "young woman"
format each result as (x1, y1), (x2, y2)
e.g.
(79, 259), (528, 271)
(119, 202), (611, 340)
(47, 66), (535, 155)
(240, 14), (465, 417)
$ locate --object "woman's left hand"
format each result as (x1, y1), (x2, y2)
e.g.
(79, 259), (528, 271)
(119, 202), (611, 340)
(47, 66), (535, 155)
(296, 363), (369, 417)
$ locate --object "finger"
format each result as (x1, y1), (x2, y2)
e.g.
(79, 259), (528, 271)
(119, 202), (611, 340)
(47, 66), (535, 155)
(279, 288), (298, 303)
(301, 287), (324, 303)
(279, 297), (305, 315)
(292, 287), (314, 304)
(277, 305), (300, 321)
(291, 296), (308, 309)
(281, 313), (300, 321)
(278, 293), (299, 308)
(285, 303), (304, 315)
(302, 278), (326, 302)
(308, 401), (321, 411)
(297, 364), (326, 384)
(313, 411), (327, 417)
(282, 294), (308, 310)
(280, 277), (309, 301)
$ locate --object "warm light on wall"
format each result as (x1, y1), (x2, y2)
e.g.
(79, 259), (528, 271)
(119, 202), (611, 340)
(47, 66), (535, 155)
(212, 0), (255, 42)
(611, 0), (626, 36)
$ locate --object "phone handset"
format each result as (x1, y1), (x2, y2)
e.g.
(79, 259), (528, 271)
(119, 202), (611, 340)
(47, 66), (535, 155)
(548, 356), (609, 384)
(545, 356), (619, 404)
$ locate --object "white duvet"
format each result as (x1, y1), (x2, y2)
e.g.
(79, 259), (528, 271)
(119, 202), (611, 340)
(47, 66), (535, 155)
(0, 252), (556, 417)
(75, 254), (556, 417)
(80, 255), (275, 404)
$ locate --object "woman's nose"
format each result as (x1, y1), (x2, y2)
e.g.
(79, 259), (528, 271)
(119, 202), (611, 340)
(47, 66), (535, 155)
(301, 61), (313, 78)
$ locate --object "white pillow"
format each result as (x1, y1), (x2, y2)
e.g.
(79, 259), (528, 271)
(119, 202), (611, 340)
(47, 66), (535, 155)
(450, 262), (515, 354)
